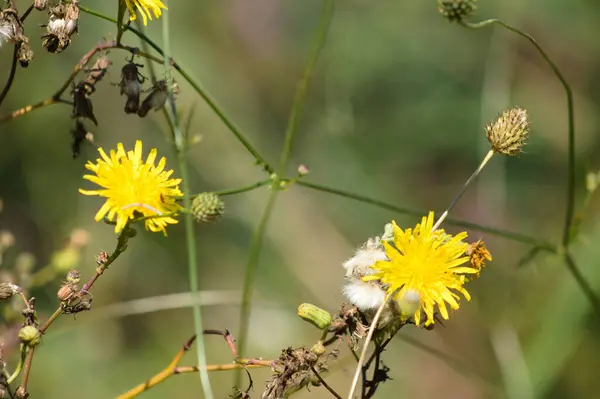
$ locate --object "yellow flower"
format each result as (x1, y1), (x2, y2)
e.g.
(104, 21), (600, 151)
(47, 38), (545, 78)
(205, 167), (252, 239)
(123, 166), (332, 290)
(364, 212), (480, 326)
(124, 0), (167, 25)
(79, 140), (182, 235)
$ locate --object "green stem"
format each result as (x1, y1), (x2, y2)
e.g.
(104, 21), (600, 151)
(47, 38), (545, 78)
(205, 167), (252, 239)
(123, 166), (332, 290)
(78, 5), (274, 174)
(236, 186), (280, 361)
(115, 1), (126, 45)
(278, 0), (334, 171)
(461, 19), (576, 247)
(295, 180), (556, 250)
(161, 12), (213, 399)
(563, 252), (600, 320)
(7, 344), (27, 384)
(214, 179), (272, 197)
(236, 0), (334, 382)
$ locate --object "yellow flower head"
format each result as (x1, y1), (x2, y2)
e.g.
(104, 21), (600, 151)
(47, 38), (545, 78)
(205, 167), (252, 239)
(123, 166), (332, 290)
(79, 140), (183, 235)
(364, 212), (480, 326)
(124, 0), (167, 25)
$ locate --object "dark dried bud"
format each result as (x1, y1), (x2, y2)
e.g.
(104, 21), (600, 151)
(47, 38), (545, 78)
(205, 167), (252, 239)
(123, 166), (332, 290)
(0, 282), (21, 300)
(42, 1), (79, 53)
(119, 61), (145, 114)
(72, 82), (98, 125)
(18, 326), (41, 347)
(138, 79), (169, 117)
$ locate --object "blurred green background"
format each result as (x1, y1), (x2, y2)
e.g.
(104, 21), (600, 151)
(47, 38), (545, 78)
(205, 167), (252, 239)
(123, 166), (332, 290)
(1, 0), (600, 398)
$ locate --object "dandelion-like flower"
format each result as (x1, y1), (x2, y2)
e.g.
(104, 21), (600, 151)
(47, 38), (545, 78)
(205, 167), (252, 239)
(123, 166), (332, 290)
(364, 212), (480, 326)
(124, 0), (167, 25)
(79, 140), (182, 235)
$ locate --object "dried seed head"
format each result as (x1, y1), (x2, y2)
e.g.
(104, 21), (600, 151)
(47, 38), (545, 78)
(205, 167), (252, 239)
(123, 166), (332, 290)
(191, 192), (225, 224)
(486, 107), (530, 156)
(18, 326), (41, 348)
(0, 9), (18, 48)
(0, 282), (21, 300)
(437, 0), (477, 22)
(42, 1), (79, 53)
(297, 303), (332, 330)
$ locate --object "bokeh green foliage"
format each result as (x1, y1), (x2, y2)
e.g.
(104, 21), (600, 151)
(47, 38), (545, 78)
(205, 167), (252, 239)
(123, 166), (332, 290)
(0, 0), (599, 398)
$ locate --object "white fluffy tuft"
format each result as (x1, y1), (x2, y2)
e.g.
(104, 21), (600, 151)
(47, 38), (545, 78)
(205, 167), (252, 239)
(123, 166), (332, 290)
(343, 281), (386, 310)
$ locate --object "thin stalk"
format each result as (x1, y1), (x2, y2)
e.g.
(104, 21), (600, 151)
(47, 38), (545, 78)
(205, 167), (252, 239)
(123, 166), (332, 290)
(347, 291), (394, 399)
(563, 253), (600, 320)
(214, 179), (272, 197)
(432, 149), (495, 230)
(295, 180), (556, 250)
(236, 0), (334, 371)
(161, 12), (213, 399)
(460, 19), (576, 247)
(7, 345), (26, 384)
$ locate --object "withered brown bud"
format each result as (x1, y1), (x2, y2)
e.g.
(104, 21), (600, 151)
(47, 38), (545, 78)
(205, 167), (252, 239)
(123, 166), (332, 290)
(119, 60), (145, 114)
(138, 79), (169, 117)
(0, 9), (18, 49)
(41, 1), (79, 54)
(84, 56), (112, 87)
(57, 283), (76, 302)
(15, 387), (27, 399)
(71, 81), (98, 125)
(96, 251), (109, 265)
(0, 282), (21, 300)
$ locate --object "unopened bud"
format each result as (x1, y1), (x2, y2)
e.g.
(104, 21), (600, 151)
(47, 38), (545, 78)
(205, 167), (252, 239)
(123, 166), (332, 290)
(57, 283), (76, 302)
(0, 282), (21, 299)
(66, 269), (81, 285)
(437, 0), (477, 22)
(397, 289), (421, 321)
(310, 342), (326, 356)
(486, 107), (530, 156)
(19, 326), (41, 347)
(297, 303), (332, 330)
(191, 193), (225, 224)
(297, 164), (309, 176)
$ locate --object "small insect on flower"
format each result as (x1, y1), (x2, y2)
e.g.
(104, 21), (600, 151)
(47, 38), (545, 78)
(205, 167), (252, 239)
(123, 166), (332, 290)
(124, 0), (168, 26)
(364, 212), (483, 327)
(79, 140), (183, 235)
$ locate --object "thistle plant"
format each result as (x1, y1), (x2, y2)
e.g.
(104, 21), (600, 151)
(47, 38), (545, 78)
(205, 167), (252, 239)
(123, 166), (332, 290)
(0, 1), (596, 399)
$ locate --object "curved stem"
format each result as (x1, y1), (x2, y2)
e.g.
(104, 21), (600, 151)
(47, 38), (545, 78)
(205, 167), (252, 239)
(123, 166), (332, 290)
(7, 344), (26, 384)
(461, 19), (576, 247)
(214, 179), (272, 197)
(296, 180), (556, 250)
(347, 291), (394, 399)
(0, 45), (19, 108)
(563, 253), (600, 319)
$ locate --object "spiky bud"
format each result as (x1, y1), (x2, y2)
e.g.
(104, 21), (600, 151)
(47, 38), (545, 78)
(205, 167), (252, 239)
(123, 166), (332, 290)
(310, 342), (326, 356)
(297, 303), (332, 330)
(437, 0), (477, 22)
(486, 107), (530, 156)
(19, 326), (41, 347)
(191, 192), (225, 224)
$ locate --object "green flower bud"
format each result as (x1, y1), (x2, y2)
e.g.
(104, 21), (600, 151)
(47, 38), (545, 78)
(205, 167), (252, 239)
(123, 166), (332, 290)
(19, 326), (41, 347)
(437, 0), (477, 22)
(297, 303), (332, 330)
(310, 342), (326, 356)
(191, 192), (225, 224)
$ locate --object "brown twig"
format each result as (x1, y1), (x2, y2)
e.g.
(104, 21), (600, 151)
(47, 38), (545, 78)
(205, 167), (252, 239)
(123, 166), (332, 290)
(311, 365), (343, 399)
(115, 333), (272, 399)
